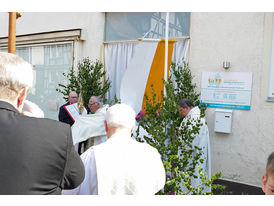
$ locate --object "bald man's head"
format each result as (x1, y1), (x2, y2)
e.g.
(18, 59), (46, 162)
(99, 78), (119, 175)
(68, 91), (78, 104)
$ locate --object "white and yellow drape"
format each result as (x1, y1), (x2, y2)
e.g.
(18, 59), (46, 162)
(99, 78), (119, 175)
(105, 39), (189, 113)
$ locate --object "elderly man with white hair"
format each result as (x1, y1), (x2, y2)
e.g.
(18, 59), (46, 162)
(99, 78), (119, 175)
(63, 103), (166, 195)
(0, 52), (84, 194)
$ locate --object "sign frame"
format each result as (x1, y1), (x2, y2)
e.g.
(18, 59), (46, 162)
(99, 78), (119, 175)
(200, 72), (253, 110)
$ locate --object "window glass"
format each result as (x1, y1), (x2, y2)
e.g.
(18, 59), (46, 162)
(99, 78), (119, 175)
(0, 42), (73, 120)
(105, 12), (190, 41)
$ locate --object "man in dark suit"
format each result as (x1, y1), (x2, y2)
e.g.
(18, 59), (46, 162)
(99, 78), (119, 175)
(0, 52), (85, 195)
(58, 91), (78, 126)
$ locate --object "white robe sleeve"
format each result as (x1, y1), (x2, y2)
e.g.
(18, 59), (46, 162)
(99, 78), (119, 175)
(191, 119), (210, 174)
(71, 114), (106, 145)
(62, 148), (98, 195)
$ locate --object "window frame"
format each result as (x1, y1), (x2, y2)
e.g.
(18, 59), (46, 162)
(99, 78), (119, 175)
(267, 15), (274, 101)
(0, 30), (79, 120)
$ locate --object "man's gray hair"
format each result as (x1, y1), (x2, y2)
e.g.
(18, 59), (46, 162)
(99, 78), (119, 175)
(0, 52), (33, 100)
(90, 95), (103, 107)
(106, 103), (136, 130)
(178, 98), (194, 109)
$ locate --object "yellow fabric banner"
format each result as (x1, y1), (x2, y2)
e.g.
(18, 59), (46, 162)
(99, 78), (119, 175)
(142, 40), (175, 111)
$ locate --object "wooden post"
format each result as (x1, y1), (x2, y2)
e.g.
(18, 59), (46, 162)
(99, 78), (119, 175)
(8, 12), (21, 54)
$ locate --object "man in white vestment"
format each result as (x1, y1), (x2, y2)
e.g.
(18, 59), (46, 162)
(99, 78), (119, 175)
(72, 96), (108, 150)
(62, 103), (166, 195)
(178, 98), (211, 193)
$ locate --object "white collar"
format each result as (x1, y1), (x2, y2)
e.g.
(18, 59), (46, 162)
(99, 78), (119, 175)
(0, 99), (13, 104)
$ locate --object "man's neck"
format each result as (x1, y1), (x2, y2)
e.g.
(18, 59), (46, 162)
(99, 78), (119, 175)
(107, 127), (132, 139)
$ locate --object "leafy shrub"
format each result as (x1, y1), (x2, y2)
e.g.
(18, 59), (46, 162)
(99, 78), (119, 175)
(56, 57), (111, 110)
(135, 62), (224, 195)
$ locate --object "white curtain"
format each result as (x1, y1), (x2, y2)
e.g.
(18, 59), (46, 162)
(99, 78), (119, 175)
(105, 42), (137, 103)
(170, 39), (190, 84)
(104, 39), (189, 105)
(172, 39), (189, 65)
(120, 41), (159, 113)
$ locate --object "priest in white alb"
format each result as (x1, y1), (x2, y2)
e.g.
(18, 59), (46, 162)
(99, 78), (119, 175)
(72, 96), (108, 152)
(178, 98), (211, 193)
(62, 103), (166, 195)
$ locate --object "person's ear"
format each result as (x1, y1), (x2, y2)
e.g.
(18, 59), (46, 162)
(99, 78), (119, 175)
(16, 87), (28, 111)
(262, 174), (267, 194)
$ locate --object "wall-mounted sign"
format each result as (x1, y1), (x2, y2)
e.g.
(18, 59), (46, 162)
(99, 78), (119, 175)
(200, 72), (253, 110)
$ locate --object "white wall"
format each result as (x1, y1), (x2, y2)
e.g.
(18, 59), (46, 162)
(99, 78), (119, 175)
(189, 12), (274, 186)
(0, 12), (105, 63)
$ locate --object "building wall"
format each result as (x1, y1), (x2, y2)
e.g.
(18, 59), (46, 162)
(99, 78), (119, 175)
(0, 12), (105, 64)
(189, 12), (274, 186)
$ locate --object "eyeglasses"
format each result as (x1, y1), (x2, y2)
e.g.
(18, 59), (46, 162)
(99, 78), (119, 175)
(70, 96), (78, 99)
(88, 102), (97, 107)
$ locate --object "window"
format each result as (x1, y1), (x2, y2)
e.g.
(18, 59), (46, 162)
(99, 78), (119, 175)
(105, 12), (190, 41)
(0, 42), (73, 120)
(0, 29), (81, 119)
